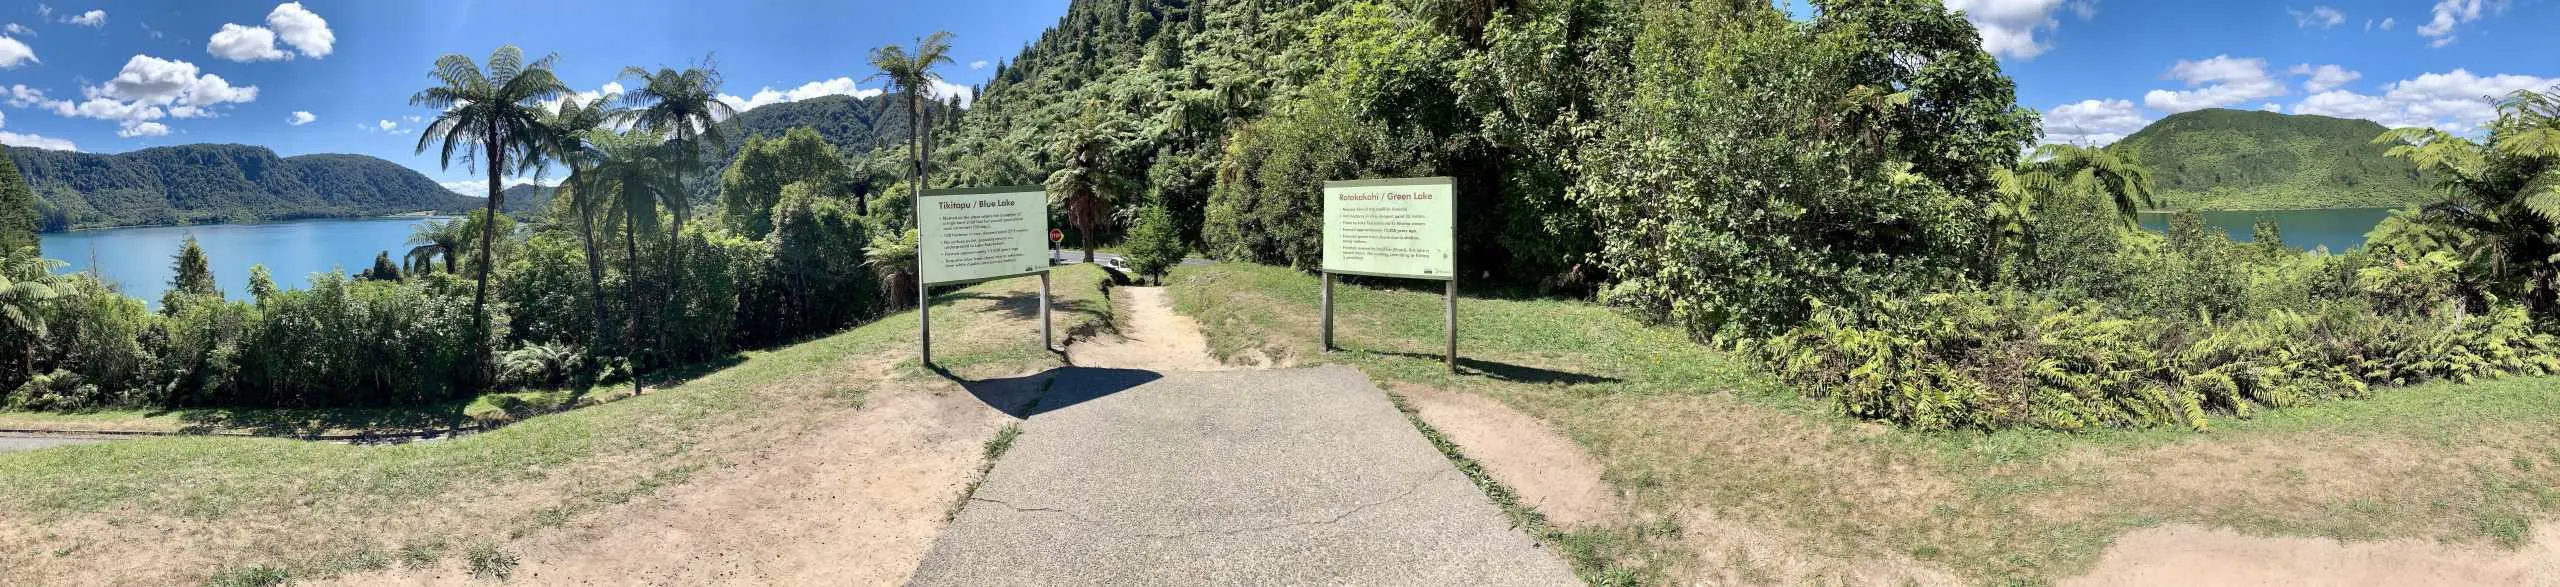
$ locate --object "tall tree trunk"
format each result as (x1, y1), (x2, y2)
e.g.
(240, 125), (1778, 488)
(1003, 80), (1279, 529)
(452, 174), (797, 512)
(662, 166), (684, 366)
(578, 197), (611, 364)
(910, 93), (924, 209)
(472, 129), (501, 394)
(623, 207), (646, 396)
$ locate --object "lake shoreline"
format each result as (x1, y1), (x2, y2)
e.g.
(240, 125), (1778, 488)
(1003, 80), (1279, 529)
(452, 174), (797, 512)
(37, 211), (463, 235)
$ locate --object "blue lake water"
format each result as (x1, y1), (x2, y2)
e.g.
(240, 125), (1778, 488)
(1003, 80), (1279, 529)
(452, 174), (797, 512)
(38, 217), (452, 304)
(2137, 208), (2394, 254)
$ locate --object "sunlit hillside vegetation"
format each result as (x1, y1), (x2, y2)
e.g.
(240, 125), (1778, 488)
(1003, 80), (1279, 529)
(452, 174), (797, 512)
(2113, 108), (2434, 210)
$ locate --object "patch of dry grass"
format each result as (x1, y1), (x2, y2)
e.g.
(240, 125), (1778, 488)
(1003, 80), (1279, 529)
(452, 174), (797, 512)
(0, 267), (1115, 586)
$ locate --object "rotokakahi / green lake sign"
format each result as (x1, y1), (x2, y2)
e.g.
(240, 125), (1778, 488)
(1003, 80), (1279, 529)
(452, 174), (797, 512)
(1320, 176), (1460, 372)
(916, 186), (1054, 366)
(1322, 177), (1456, 280)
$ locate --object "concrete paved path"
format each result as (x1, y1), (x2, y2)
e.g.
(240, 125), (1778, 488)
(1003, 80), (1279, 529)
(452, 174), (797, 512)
(912, 365), (1576, 586)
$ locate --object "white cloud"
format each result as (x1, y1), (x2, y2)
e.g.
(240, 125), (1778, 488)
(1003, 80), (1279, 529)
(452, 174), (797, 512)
(2041, 98), (2148, 146)
(2379, 17), (2396, 30)
(116, 121), (167, 137)
(442, 176), (559, 196)
(5, 84), (48, 107)
(715, 77), (883, 112)
(97, 55), (258, 108)
(207, 23), (288, 61)
(34, 5), (49, 19)
(1941, 0), (2096, 60)
(0, 35), (31, 68)
(0, 131), (75, 151)
(2290, 5), (2344, 29)
(205, 2), (333, 62)
(542, 81), (624, 112)
(2288, 64), (2361, 93)
(265, 3), (331, 58)
(24, 55), (259, 136)
(3, 23), (31, 36)
(2418, 0), (2505, 47)
(929, 79), (975, 108)
(376, 119), (399, 132)
(969, 60), (989, 70)
(2292, 69), (2557, 134)
(287, 110), (314, 125)
(65, 9), (102, 27)
(2260, 103), (2282, 112)
(2143, 55), (2286, 113)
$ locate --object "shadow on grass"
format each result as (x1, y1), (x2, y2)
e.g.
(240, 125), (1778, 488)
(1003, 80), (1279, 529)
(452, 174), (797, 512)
(171, 403), (473, 437)
(1369, 351), (1623, 386)
(939, 287), (1118, 343)
(933, 364), (1163, 419)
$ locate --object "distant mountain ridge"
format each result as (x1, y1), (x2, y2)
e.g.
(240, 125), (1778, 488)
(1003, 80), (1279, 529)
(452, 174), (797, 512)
(2111, 109), (2431, 210)
(9, 144), (477, 231)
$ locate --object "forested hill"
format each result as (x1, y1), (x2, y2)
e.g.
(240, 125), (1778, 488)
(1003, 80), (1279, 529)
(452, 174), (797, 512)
(499, 183), (559, 216)
(720, 93), (933, 159)
(8, 144), (477, 231)
(2111, 109), (2430, 210)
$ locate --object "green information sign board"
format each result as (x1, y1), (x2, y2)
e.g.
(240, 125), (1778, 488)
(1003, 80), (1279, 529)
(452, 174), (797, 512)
(1320, 176), (1460, 372)
(915, 185), (1055, 367)
(919, 186), (1050, 286)
(1322, 177), (1456, 280)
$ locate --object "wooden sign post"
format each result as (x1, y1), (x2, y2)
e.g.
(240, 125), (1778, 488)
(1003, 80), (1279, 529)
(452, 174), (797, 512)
(1319, 177), (1459, 372)
(917, 186), (1054, 367)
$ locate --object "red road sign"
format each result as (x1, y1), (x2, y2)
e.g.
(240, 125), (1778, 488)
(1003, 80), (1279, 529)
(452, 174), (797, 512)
(1050, 228), (1064, 243)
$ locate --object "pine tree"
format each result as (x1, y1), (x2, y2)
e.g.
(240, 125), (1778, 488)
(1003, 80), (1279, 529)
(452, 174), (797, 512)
(164, 236), (219, 312)
(363, 251), (403, 281)
(247, 264), (279, 307)
(0, 153), (39, 257)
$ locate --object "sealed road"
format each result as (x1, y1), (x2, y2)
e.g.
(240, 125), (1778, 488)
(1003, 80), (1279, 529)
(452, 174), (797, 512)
(912, 365), (1575, 586)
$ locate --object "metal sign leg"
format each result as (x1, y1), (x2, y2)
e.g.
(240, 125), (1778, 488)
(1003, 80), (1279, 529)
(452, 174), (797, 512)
(1445, 280), (1457, 373)
(919, 278), (932, 367)
(1321, 272), (1335, 352)
(1040, 272), (1054, 352)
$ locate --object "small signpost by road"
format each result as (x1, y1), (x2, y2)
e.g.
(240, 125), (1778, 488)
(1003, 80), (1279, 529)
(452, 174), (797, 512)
(917, 186), (1054, 367)
(1320, 176), (1459, 372)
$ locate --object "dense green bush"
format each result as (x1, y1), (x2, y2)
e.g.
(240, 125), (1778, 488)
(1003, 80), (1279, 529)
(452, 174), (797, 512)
(226, 275), (497, 408)
(1576, 1), (2035, 339)
(1751, 288), (2560, 432)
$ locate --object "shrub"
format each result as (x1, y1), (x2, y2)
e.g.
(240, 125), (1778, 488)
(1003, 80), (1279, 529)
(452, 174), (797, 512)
(1751, 290), (2560, 432)
(1120, 205), (1184, 284)
(499, 342), (589, 390)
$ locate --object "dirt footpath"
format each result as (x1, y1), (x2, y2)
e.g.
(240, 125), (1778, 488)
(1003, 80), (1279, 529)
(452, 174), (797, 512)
(1068, 286), (1227, 372)
(2068, 523), (2560, 586)
(325, 376), (1014, 585)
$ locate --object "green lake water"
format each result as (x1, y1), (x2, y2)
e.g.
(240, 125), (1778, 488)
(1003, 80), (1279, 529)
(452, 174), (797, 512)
(37, 217), (453, 305)
(2137, 208), (2393, 253)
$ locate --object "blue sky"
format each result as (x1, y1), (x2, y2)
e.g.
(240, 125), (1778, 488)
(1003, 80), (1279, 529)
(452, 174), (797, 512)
(0, 0), (1062, 190)
(0, 1), (2552, 190)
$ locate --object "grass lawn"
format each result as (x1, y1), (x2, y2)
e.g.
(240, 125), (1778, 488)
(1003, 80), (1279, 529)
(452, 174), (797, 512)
(1168, 263), (2560, 585)
(0, 266), (1114, 586)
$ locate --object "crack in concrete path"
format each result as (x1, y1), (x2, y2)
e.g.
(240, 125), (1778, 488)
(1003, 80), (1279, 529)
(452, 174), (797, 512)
(965, 467), (1454, 540)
